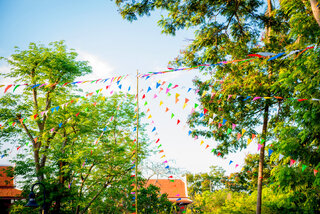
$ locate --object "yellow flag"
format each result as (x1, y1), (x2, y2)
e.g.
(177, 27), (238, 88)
(200, 140), (204, 145)
(247, 138), (252, 145)
(30, 115), (33, 120)
(101, 96), (106, 101)
(175, 93), (180, 99)
(264, 97), (272, 99)
(242, 128), (246, 135)
(133, 114), (136, 119)
(161, 155), (166, 158)
(160, 101), (163, 106)
(76, 98), (80, 102)
(148, 115), (152, 119)
(202, 91), (207, 97)
(183, 103), (187, 109)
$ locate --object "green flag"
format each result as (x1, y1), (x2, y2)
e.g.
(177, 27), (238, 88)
(171, 113), (174, 119)
(195, 103), (199, 108)
(168, 83), (172, 88)
(227, 128), (232, 134)
(302, 164), (307, 172)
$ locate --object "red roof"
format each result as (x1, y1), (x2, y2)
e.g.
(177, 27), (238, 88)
(0, 166), (14, 187)
(0, 166), (22, 198)
(146, 179), (192, 204)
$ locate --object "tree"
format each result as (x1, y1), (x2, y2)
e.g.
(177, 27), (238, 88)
(0, 41), (148, 213)
(112, 0), (320, 213)
(186, 166), (225, 197)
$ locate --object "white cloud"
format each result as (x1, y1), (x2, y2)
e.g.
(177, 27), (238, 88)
(76, 50), (115, 81)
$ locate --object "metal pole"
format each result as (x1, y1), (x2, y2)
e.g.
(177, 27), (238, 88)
(31, 182), (47, 214)
(135, 70), (139, 214)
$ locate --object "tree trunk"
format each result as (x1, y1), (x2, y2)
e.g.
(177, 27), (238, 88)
(256, 104), (269, 214)
(310, 0), (320, 27)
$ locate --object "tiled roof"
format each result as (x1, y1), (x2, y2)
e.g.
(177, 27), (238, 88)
(0, 188), (22, 198)
(146, 179), (192, 204)
(0, 166), (14, 187)
(0, 166), (22, 198)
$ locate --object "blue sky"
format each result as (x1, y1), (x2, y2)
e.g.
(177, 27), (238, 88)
(0, 0), (259, 177)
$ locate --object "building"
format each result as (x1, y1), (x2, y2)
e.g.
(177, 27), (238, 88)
(0, 166), (22, 213)
(146, 178), (192, 213)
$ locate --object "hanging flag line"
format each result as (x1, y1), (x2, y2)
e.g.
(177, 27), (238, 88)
(142, 79), (319, 176)
(0, 83), (133, 159)
(144, 45), (316, 76)
(0, 93), (115, 159)
(0, 74), (129, 94)
(138, 74), (319, 102)
(1, 44), (317, 94)
(141, 89), (183, 201)
(0, 77), (131, 132)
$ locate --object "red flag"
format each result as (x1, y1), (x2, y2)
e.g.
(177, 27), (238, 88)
(142, 94), (146, 99)
(4, 85), (12, 93)
(156, 139), (160, 143)
(168, 176), (173, 178)
(177, 119), (180, 125)
(314, 169), (318, 176)
(62, 82), (70, 87)
(217, 152), (221, 156)
(290, 159), (296, 167)
(34, 114), (38, 119)
(76, 112), (80, 117)
(159, 150), (164, 153)
(185, 98), (189, 103)
(204, 108), (208, 114)
(205, 145), (209, 149)
(17, 146), (21, 150)
(298, 99), (308, 102)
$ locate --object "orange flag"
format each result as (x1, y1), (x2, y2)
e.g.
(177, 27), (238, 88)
(165, 107), (169, 112)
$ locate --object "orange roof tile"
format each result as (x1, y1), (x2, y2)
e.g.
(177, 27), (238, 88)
(146, 179), (187, 198)
(0, 166), (22, 198)
(0, 166), (14, 187)
(0, 188), (22, 198)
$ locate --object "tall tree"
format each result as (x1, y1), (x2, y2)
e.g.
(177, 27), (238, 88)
(0, 41), (148, 213)
(113, 0), (320, 213)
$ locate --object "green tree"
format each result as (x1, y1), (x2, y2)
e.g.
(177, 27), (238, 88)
(186, 166), (225, 197)
(112, 0), (320, 213)
(0, 41), (148, 213)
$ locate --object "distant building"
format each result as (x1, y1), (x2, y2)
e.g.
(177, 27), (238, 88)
(146, 178), (192, 213)
(0, 166), (22, 213)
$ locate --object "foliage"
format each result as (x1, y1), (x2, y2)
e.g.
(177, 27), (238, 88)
(86, 177), (173, 214)
(189, 188), (304, 214)
(0, 41), (149, 214)
(186, 166), (225, 197)
(113, 0), (320, 212)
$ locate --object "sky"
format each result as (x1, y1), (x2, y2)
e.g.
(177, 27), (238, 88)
(0, 0), (260, 177)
